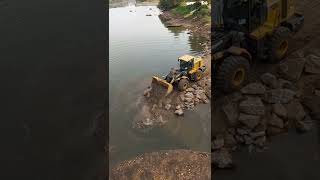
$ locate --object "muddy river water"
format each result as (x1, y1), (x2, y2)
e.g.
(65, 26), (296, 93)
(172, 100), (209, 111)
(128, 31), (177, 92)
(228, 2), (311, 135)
(109, 3), (210, 168)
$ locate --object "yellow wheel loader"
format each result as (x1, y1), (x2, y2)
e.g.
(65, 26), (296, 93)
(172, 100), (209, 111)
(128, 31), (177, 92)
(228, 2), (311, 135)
(213, 0), (304, 92)
(151, 55), (206, 97)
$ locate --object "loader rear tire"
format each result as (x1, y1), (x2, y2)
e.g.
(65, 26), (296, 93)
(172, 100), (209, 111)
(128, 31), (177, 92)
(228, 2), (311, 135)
(268, 26), (291, 63)
(215, 56), (250, 93)
(178, 79), (188, 91)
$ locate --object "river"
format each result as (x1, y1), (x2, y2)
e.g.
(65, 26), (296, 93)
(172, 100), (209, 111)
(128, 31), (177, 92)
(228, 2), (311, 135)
(109, 3), (210, 168)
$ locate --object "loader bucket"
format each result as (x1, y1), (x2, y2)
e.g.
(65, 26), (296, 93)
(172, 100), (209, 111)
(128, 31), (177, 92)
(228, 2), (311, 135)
(151, 76), (173, 97)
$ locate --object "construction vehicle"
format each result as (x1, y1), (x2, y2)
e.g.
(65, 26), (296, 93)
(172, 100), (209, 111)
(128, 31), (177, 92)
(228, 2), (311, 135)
(151, 55), (206, 97)
(213, 0), (304, 92)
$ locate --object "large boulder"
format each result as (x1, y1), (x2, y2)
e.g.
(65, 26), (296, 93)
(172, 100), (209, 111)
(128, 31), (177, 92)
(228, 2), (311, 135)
(272, 103), (288, 119)
(268, 113), (284, 129)
(260, 73), (278, 89)
(286, 99), (306, 121)
(304, 54), (320, 74)
(239, 97), (265, 115)
(222, 101), (239, 126)
(278, 58), (306, 82)
(241, 83), (266, 95)
(263, 89), (296, 104)
(238, 113), (260, 129)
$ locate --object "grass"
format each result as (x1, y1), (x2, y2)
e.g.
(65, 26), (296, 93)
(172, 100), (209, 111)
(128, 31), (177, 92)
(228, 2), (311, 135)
(172, 3), (210, 19)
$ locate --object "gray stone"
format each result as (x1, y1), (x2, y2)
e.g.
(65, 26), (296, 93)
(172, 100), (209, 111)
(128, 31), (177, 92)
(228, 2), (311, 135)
(241, 83), (266, 95)
(224, 133), (237, 148)
(239, 113), (260, 129)
(176, 105), (181, 110)
(304, 54), (320, 74)
(278, 79), (296, 90)
(287, 99), (306, 121)
(263, 89), (296, 104)
(278, 58), (306, 82)
(212, 135), (225, 150)
(239, 97), (265, 115)
(254, 136), (266, 147)
(222, 101), (239, 126)
(192, 84), (198, 89)
(266, 126), (285, 136)
(272, 103), (288, 119)
(186, 87), (195, 92)
(165, 104), (171, 110)
(244, 135), (253, 145)
(268, 113), (284, 128)
(179, 94), (185, 101)
(295, 120), (312, 133)
(260, 73), (278, 88)
(227, 128), (236, 135)
(174, 109), (184, 116)
(237, 127), (250, 135)
(185, 92), (194, 99)
(235, 134), (245, 143)
(250, 131), (266, 139)
(212, 149), (233, 169)
(185, 97), (193, 102)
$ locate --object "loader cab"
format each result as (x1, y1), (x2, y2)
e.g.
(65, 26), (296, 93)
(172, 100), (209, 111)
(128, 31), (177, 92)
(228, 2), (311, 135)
(178, 55), (194, 72)
(223, 0), (267, 33)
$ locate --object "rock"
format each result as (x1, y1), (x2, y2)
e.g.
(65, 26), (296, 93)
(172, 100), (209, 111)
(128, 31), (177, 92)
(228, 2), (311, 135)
(304, 54), (320, 74)
(260, 73), (278, 88)
(176, 105), (181, 110)
(186, 87), (195, 92)
(235, 134), (245, 143)
(175, 109), (184, 116)
(278, 58), (306, 82)
(165, 98), (172, 104)
(241, 83), (266, 95)
(239, 97), (265, 115)
(248, 145), (255, 153)
(212, 149), (233, 169)
(185, 92), (194, 99)
(179, 94), (185, 101)
(194, 89), (205, 95)
(151, 104), (157, 111)
(254, 136), (266, 147)
(266, 126), (285, 136)
(192, 84), (198, 89)
(295, 120), (312, 133)
(268, 113), (284, 128)
(222, 101), (239, 126)
(212, 135), (224, 150)
(287, 99), (306, 121)
(224, 133), (237, 148)
(263, 89), (296, 104)
(244, 135), (253, 145)
(229, 91), (244, 102)
(239, 113), (260, 129)
(315, 90), (320, 96)
(272, 103), (288, 119)
(250, 131), (266, 139)
(203, 99), (210, 104)
(227, 128), (236, 135)
(185, 97), (193, 102)
(142, 118), (153, 126)
(194, 98), (200, 104)
(146, 14), (152, 16)
(236, 127), (250, 135)
(165, 104), (171, 110)
(278, 79), (296, 90)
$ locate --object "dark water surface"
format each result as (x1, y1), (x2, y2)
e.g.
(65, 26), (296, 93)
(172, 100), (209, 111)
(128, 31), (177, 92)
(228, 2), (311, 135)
(109, 5), (210, 168)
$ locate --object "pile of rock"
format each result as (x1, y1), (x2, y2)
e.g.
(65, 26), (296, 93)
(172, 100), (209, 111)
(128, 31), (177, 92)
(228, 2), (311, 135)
(212, 50), (320, 168)
(176, 77), (211, 114)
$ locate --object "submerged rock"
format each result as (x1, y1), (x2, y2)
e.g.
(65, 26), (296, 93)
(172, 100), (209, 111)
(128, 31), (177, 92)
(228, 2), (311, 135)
(212, 149), (233, 169)
(175, 109), (184, 116)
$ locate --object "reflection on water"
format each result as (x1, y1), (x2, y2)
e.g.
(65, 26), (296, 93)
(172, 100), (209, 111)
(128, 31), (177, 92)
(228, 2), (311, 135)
(109, 5), (210, 168)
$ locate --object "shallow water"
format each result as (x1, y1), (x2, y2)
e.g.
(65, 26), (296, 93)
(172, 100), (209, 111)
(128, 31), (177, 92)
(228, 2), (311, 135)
(109, 4), (210, 167)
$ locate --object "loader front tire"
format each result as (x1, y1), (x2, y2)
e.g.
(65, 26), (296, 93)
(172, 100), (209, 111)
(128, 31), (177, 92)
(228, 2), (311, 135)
(215, 56), (250, 92)
(268, 26), (291, 63)
(178, 79), (188, 91)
